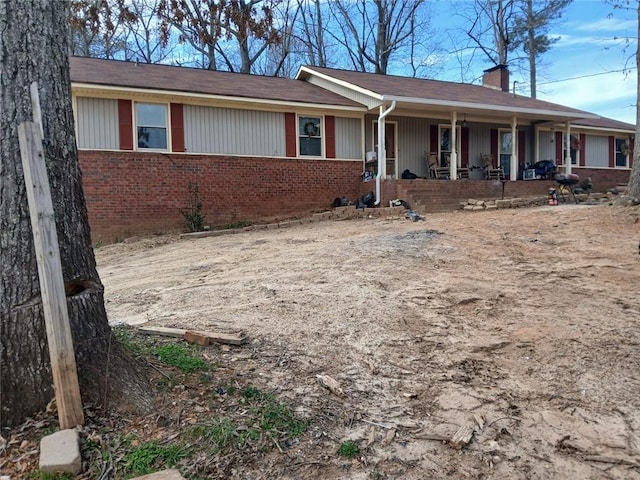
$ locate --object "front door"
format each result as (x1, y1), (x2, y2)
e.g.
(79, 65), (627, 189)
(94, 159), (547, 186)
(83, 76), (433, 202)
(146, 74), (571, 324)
(374, 121), (397, 178)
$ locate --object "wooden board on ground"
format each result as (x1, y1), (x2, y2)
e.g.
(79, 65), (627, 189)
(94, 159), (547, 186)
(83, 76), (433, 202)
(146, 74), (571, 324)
(138, 326), (248, 345)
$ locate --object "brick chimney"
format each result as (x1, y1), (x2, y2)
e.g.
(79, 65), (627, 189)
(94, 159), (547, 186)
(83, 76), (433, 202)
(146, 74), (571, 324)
(482, 64), (510, 92)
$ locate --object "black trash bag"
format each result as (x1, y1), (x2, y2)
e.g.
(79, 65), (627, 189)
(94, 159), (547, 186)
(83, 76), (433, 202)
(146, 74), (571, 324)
(401, 169), (419, 179)
(332, 196), (350, 208)
(356, 191), (375, 209)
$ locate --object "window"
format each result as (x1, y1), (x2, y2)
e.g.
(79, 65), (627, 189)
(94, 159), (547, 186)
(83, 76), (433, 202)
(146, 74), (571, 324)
(615, 138), (629, 168)
(499, 130), (513, 177)
(299, 116), (322, 156)
(563, 134), (579, 165)
(438, 125), (461, 167)
(136, 103), (167, 150)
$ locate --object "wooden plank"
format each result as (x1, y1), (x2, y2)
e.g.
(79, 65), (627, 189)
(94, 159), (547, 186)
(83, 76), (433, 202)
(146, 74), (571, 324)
(138, 326), (248, 345)
(449, 425), (474, 449)
(18, 121), (84, 429)
(138, 326), (186, 338)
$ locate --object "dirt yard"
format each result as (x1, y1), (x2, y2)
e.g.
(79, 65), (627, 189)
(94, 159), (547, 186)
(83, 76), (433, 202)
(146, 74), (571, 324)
(96, 202), (640, 479)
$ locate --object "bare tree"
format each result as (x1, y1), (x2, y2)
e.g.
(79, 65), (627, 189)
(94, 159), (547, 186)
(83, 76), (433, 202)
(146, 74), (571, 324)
(465, 0), (519, 66)
(329, 0), (427, 74)
(1, 0), (151, 427)
(627, 0), (640, 198)
(123, 0), (175, 63)
(69, 0), (137, 59)
(157, 0), (281, 72)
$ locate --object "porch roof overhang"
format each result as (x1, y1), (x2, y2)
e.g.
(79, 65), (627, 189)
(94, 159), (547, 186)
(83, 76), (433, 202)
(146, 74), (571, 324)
(297, 65), (601, 125)
(379, 95), (600, 124)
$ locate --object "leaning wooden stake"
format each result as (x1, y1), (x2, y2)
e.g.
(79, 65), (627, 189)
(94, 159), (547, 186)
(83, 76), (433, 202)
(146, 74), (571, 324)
(18, 121), (84, 429)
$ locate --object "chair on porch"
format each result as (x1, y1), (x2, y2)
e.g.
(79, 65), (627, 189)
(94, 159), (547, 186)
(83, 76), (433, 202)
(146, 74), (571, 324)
(481, 154), (501, 180)
(425, 151), (439, 178)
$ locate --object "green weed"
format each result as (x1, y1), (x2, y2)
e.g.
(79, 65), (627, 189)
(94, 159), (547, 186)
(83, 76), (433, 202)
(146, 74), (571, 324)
(32, 473), (72, 480)
(180, 182), (206, 232)
(123, 441), (189, 477)
(338, 440), (360, 458)
(153, 343), (206, 373)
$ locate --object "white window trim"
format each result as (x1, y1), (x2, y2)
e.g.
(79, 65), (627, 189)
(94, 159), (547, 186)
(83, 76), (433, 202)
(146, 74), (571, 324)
(615, 137), (630, 168)
(297, 114), (324, 158)
(134, 101), (170, 152)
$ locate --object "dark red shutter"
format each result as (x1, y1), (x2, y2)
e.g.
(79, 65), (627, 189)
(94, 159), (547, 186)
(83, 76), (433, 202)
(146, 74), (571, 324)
(118, 99), (134, 150)
(630, 138), (635, 168)
(555, 132), (563, 164)
(429, 125), (438, 153)
(461, 127), (469, 167)
(170, 103), (185, 152)
(518, 130), (526, 168)
(285, 112), (296, 157)
(609, 136), (615, 167)
(325, 115), (336, 158)
(579, 133), (586, 166)
(490, 129), (498, 160)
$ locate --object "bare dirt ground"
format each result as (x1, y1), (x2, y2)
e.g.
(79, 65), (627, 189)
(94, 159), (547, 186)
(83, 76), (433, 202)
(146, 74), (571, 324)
(93, 202), (640, 479)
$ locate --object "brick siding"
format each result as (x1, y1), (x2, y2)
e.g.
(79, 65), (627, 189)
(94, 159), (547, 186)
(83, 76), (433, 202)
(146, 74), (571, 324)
(79, 151), (366, 242)
(79, 150), (631, 242)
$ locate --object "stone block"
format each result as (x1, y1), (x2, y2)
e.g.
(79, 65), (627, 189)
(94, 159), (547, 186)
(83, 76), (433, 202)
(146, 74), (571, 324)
(184, 331), (211, 346)
(39, 429), (81, 475)
(130, 469), (186, 480)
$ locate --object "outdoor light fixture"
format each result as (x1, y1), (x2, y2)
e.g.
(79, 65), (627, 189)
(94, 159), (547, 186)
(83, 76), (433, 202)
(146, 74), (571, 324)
(462, 114), (467, 128)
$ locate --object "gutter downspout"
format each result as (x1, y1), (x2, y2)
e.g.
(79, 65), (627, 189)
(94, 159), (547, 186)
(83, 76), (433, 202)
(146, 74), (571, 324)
(375, 100), (397, 206)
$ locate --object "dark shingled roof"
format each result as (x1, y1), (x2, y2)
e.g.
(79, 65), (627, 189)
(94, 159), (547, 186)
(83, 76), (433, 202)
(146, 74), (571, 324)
(570, 116), (635, 130)
(299, 66), (599, 118)
(70, 57), (363, 108)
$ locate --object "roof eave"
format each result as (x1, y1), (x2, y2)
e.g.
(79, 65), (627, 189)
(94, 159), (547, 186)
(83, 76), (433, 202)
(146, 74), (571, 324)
(298, 66), (383, 102)
(383, 95), (599, 121)
(71, 83), (367, 112)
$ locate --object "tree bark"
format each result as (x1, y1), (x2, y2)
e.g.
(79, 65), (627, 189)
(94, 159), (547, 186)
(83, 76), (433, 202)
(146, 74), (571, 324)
(628, 1), (640, 199)
(0, 0), (152, 428)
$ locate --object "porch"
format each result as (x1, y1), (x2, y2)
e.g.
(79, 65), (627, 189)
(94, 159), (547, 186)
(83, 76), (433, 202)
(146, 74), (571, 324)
(386, 177), (561, 213)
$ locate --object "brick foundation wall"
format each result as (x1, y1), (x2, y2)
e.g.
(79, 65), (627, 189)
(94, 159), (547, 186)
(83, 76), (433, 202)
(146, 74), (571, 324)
(79, 151), (365, 242)
(570, 168), (630, 191)
(79, 150), (631, 242)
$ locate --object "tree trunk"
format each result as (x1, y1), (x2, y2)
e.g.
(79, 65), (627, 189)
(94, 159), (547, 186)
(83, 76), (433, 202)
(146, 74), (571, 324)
(0, 0), (152, 428)
(628, 1), (640, 199)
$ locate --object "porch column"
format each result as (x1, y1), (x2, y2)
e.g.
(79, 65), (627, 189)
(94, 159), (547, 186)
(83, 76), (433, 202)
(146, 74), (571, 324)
(510, 116), (518, 181)
(565, 122), (572, 175)
(450, 112), (458, 180)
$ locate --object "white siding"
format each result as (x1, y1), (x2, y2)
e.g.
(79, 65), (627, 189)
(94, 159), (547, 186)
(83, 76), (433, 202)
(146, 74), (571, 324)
(335, 117), (362, 159)
(538, 131), (556, 161)
(306, 76), (380, 109)
(184, 105), (285, 156)
(76, 97), (119, 149)
(585, 135), (610, 167)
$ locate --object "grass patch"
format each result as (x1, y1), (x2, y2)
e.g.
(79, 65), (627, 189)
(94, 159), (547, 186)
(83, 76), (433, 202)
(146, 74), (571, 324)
(123, 440), (190, 477)
(153, 343), (207, 373)
(338, 440), (360, 458)
(32, 473), (73, 480)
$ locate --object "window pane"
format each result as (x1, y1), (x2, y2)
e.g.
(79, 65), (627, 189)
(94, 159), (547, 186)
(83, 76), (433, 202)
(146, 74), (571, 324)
(136, 103), (166, 127)
(300, 137), (321, 156)
(299, 116), (322, 156)
(137, 126), (167, 149)
(299, 116), (321, 137)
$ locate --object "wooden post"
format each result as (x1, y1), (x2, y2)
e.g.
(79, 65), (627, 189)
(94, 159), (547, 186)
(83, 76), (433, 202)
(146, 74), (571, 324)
(18, 121), (84, 429)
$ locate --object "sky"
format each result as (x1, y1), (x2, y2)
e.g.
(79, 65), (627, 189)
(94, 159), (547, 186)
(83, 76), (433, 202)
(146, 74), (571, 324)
(431, 0), (638, 125)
